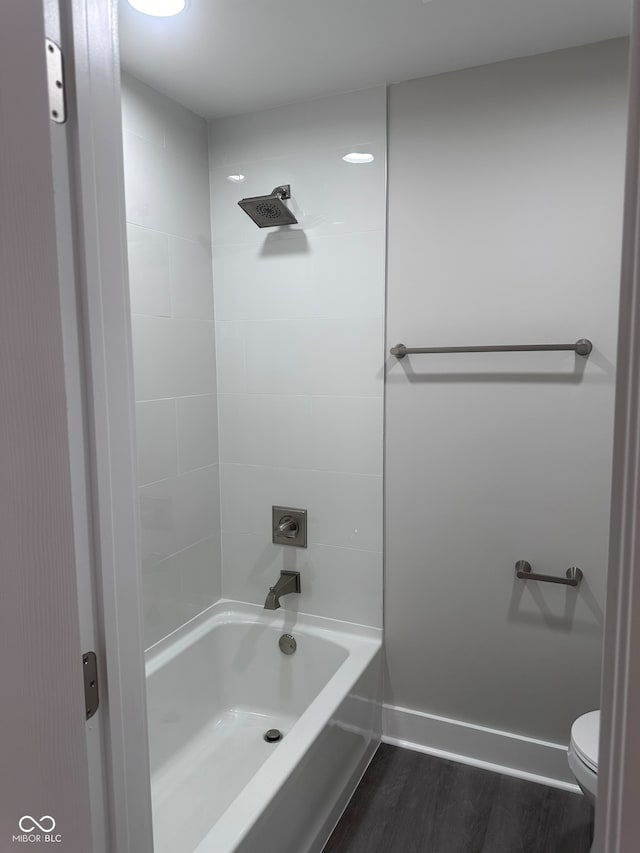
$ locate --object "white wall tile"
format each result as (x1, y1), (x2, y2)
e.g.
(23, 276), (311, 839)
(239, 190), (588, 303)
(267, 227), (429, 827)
(212, 230), (385, 322)
(141, 534), (222, 650)
(162, 98), (209, 162)
(218, 396), (382, 476)
(219, 464), (252, 534)
(126, 224), (171, 317)
(212, 239), (309, 322)
(123, 129), (211, 242)
(172, 536), (221, 608)
(142, 562), (186, 649)
(307, 317), (385, 397)
(218, 394), (313, 467)
(121, 72), (166, 147)
(131, 316), (176, 401)
(136, 399), (178, 486)
(302, 544), (382, 627)
(169, 235), (214, 321)
(139, 465), (221, 571)
(177, 395), (219, 472)
(242, 320), (311, 396)
(293, 143), (386, 235)
(208, 86), (386, 167)
(307, 469), (383, 552)
(124, 74), (222, 649)
(172, 320), (217, 397)
(309, 396), (383, 476)
(225, 317), (384, 398)
(132, 317), (215, 400)
(215, 322), (247, 394)
(216, 316), (385, 399)
(122, 130), (173, 233)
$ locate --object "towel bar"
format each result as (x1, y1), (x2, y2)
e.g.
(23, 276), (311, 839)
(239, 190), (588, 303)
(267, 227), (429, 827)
(515, 560), (583, 587)
(390, 339), (592, 359)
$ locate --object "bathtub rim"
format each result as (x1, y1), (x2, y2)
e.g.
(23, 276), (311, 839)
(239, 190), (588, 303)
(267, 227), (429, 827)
(145, 598), (381, 676)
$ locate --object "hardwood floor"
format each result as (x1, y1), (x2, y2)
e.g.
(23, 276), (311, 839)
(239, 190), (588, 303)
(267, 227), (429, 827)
(323, 744), (594, 853)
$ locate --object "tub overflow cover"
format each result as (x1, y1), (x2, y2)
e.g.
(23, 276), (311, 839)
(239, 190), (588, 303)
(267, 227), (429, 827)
(279, 633), (297, 655)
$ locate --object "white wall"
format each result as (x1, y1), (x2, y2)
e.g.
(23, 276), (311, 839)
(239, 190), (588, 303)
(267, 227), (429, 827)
(208, 87), (387, 627)
(121, 74), (221, 648)
(385, 40), (628, 747)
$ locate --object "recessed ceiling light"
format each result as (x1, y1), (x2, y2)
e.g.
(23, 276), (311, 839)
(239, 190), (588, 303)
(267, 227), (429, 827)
(226, 174), (246, 183)
(127, 0), (187, 17)
(342, 152), (375, 164)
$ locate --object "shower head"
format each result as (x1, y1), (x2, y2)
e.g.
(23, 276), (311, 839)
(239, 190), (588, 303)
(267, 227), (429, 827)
(237, 185), (299, 228)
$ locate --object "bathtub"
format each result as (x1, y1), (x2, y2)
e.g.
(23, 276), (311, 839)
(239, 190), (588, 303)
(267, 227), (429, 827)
(145, 600), (382, 853)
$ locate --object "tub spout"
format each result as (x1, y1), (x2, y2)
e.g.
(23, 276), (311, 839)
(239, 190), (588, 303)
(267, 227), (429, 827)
(264, 570), (301, 610)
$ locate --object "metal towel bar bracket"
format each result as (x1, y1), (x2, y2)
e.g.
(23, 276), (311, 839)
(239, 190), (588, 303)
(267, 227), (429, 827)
(515, 560), (583, 587)
(390, 339), (592, 359)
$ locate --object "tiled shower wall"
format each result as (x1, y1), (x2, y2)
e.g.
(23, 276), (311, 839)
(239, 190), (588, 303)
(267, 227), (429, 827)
(208, 88), (387, 627)
(122, 77), (386, 636)
(121, 73), (222, 649)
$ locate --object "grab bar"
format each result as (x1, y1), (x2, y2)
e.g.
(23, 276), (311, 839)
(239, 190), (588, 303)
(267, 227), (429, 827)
(390, 338), (592, 359)
(515, 560), (584, 587)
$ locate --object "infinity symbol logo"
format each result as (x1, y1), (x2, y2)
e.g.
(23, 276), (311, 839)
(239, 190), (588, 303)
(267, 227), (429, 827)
(18, 816), (56, 833)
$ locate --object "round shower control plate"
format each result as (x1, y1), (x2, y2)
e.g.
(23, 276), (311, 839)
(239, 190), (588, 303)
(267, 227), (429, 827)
(279, 633), (297, 655)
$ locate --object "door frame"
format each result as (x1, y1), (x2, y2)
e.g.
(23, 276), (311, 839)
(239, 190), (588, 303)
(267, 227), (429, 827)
(593, 2), (640, 850)
(59, 0), (154, 850)
(63, 0), (640, 850)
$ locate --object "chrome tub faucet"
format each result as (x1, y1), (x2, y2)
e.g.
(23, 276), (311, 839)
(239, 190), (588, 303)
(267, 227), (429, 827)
(264, 570), (301, 610)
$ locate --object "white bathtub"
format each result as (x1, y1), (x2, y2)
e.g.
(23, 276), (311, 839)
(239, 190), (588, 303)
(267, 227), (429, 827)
(145, 600), (382, 853)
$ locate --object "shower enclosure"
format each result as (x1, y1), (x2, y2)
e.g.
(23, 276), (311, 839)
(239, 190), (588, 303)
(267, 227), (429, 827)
(119, 48), (386, 853)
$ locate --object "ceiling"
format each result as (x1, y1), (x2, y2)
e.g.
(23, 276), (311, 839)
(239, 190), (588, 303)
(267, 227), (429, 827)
(118, 0), (630, 119)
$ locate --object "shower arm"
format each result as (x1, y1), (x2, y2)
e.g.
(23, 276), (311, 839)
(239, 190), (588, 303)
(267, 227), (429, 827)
(272, 184), (292, 199)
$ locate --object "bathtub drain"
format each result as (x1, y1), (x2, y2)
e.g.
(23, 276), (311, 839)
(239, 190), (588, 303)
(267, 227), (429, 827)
(264, 728), (283, 743)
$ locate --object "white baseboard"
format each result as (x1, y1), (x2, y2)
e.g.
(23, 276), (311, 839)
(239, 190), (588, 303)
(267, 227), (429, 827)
(382, 703), (580, 793)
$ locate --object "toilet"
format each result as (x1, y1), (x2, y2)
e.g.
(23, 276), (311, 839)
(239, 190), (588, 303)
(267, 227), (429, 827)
(568, 710), (599, 807)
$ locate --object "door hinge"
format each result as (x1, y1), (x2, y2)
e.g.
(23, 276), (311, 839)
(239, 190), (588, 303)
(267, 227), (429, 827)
(82, 652), (99, 720)
(45, 38), (66, 124)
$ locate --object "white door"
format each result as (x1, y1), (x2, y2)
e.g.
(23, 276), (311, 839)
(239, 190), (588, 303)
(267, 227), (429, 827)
(0, 2), (96, 851)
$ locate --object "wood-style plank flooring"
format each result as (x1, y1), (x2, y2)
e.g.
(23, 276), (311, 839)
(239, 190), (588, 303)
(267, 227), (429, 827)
(323, 744), (593, 853)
